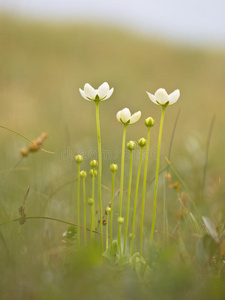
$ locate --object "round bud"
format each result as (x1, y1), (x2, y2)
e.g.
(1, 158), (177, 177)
(117, 216), (124, 224)
(138, 138), (147, 148)
(88, 198), (94, 206)
(20, 147), (29, 157)
(129, 233), (135, 239)
(90, 169), (98, 178)
(80, 170), (87, 178)
(110, 163), (118, 173)
(145, 117), (155, 128)
(29, 141), (39, 152)
(90, 160), (98, 168)
(106, 206), (111, 214)
(75, 155), (83, 164)
(127, 141), (136, 151)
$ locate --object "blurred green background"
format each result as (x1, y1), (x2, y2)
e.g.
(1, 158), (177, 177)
(0, 14), (225, 300)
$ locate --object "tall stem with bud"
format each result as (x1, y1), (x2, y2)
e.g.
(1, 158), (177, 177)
(118, 124), (127, 252)
(95, 101), (104, 251)
(150, 106), (166, 245)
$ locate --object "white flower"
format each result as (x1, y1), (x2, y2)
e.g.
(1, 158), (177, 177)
(116, 108), (141, 125)
(146, 88), (180, 106)
(79, 82), (114, 101)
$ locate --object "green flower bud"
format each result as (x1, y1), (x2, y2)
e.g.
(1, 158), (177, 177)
(80, 170), (87, 178)
(90, 160), (98, 168)
(106, 206), (111, 214)
(88, 198), (94, 206)
(117, 216), (124, 224)
(138, 138), (147, 148)
(110, 163), (118, 173)
(145, 117), (155, 128)
(129, 233), (134, 239)
(75, 155), (83, 164)
(90, 169), (98, 177)
(127, 140), (136, 151)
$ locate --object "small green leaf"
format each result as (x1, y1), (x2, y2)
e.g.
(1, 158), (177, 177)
(102, 240), (119, 262)
(116, 254), (129, 267)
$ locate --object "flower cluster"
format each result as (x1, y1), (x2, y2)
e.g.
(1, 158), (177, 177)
(77, 81), (180, 257)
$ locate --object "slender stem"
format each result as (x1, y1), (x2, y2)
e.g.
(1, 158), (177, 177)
(90, 205), (94, 240)
(131, 147), (143, 255)
(123, 150), (133, 254)
(118, 125), (127, 251)
(202, 114), (216, 201)
(77, 164), (81, 246)
(106, 213), (109, 249)
(140, 128), (151, 255)
(150, 106), (166, 245)
(110, 172), (116, 245)
(91, 175), (96, 239)
(82, 177), (86, 246)
(95, 102), (104, 251)
(163, 171), (169, 245)
(219, 177), (222, 236)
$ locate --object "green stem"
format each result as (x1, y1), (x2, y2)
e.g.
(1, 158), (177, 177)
(110, 172), (116, 245)
(219, 177), (222, 236)
(118, 125), (127, 252)
(150, 106), (166, 245)
(123, 150), (133, 254)
(95, 102), (104, 251)
(91, 175), (96, 239)
(77, 164), (81, 246)
(163, 171), (169, 245)
(140, 128), (151, 255)
(82, 177), (86, 246)
(90, 204), (94, 240)
(131, 147), (143, 255)
(106, 213), (109, 249)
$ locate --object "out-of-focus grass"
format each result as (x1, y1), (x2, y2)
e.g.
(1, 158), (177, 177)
(0, 15), (225, 299)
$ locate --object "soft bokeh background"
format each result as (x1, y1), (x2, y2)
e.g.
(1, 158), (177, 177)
(1, 1), (225, 299)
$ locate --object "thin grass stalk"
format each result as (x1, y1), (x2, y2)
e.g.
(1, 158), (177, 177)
(110, 171), (116, 245)
(118, 125), (127, 252)
(95, 101), (104, 251)
(150, 106), (166, 245)
(140, 128), (151, 255)
(77, 164), (81, 246)
(82, 176), (87, 245)
(219, 177), (222, 236)
(123, 150), (133, 254)
(131, 147), (144, 255)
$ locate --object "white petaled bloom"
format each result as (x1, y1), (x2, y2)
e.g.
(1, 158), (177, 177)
(79, 82), (114, 102)
(116, 108), (141, 125)
(146, 88), (180, 106)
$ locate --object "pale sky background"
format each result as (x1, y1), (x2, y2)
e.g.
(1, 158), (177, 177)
(1, 0), (225, 45)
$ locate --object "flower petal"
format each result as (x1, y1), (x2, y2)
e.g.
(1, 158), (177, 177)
(97, 82), (110, 99)
(103, 87), (114, 101)
(79, 88), (90, 101)
(84, 83), (97, 100)
(155, 88), (170, 105)
(168, 89), (180, 105)
(116, 110), (122, 123)
(129, 111), (141, 124)
(121, 108), (131, 123)
(146, 91), (158, 105)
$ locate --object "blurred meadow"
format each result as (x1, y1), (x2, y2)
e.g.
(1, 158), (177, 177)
(0, 14), (225, 299)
